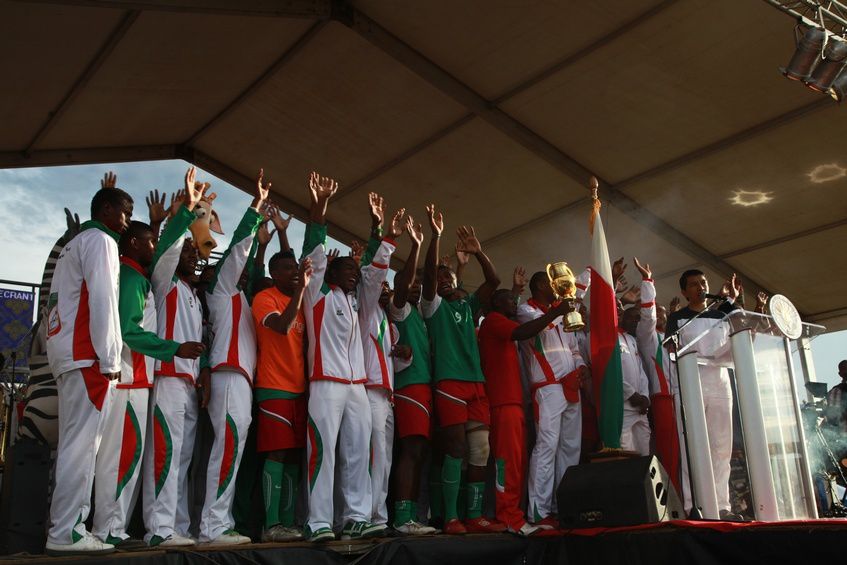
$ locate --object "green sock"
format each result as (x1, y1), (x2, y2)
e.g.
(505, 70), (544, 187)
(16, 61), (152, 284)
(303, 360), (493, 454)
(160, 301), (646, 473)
(280, 463), (300, 527)
(466, 482), (484, 519)
(441, 455), (463, 522)
(263, 459), (283, 529)
(429, 464), (444, 521)
(458, 470), (468, 521)
(394, 500), (413, 527)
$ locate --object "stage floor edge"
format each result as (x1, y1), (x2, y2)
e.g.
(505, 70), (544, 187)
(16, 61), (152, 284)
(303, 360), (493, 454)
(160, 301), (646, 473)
(4, 520), (847, 565)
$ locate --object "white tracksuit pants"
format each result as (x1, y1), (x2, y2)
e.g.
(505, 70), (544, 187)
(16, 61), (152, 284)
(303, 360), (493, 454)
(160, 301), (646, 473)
(48, 368), (113, 545)
(367, 388), (394, 526)
(621, 409), (651, 456)
(143, 377), (198, 541)
(306, 380), (373, 531)
(93, 386), (149, 541)
(702, 365), (733, 513)
(199, 371), (252, 542)
(527, 384), (581, 522)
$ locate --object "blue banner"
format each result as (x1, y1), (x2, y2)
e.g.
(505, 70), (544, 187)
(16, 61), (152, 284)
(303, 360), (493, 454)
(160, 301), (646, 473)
(0, 287), (36, 371)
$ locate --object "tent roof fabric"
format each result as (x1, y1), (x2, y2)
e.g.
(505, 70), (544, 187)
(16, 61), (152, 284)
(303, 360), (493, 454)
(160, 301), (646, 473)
(2, 0), (844, 330)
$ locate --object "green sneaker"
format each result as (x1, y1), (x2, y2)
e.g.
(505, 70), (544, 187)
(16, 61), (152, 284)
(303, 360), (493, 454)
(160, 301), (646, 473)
(106, 535), (146, 549)
(304, 526), (335, 543)
(340, 521), (384, 540)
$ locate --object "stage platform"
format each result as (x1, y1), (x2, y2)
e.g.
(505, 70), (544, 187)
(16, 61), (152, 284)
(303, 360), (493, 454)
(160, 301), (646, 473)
(3, 520), (846, 565)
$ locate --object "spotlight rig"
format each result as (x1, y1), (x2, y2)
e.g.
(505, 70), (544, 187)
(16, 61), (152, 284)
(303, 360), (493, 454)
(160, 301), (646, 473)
(764, 0), (847, 101)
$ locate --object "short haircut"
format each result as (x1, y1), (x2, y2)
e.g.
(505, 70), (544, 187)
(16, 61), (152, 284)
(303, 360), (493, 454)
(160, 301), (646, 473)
(91, 187), (133, 218)
(529, 271), (549, 294)
(327, 256), (357, 278)
(118, 220), (152, 255)
(678, 269), (705, 291)
(491, 288), (512, 305)
(268, 249), (297, 273)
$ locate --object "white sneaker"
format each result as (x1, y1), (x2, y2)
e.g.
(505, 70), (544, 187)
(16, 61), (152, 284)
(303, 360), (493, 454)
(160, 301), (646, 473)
(262, 525), (304, 542)
(509, 523), (541, 537)
(394, 520), (437, 536)
(204, 529), (251, 545)
(150, 534), (196, 547)
(45, 533), (115, 556)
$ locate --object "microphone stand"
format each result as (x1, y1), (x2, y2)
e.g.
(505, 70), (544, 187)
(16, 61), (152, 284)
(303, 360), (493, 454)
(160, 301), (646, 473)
(662, 296), (728, 520)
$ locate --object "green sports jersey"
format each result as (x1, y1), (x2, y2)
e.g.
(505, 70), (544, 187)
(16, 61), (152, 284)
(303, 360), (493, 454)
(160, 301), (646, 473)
(422, 293), (484, 383)
(391, 303), (432, 389)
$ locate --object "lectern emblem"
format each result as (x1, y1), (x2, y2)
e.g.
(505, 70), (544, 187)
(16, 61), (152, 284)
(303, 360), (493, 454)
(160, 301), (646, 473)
(769, 294), (802, 340)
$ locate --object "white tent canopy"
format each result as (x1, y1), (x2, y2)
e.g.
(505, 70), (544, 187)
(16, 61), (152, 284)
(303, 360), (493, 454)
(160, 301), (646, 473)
(1, 0), (844, 329)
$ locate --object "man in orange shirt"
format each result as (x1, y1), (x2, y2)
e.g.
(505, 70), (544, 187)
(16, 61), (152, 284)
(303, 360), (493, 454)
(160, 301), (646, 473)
(251, 249), (313, 542)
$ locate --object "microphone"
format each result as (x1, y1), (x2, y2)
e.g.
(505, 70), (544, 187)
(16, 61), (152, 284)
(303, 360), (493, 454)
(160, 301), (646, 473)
(702, 292), (727, 301)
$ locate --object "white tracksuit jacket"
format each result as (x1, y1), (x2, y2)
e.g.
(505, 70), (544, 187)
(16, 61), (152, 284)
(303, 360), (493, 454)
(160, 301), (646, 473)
(358, 236), (398, 391)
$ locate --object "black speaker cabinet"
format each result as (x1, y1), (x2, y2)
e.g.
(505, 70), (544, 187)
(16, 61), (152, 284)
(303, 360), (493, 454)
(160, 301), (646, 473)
(557, 455), (684, 528)
(0, 437), (52, 554)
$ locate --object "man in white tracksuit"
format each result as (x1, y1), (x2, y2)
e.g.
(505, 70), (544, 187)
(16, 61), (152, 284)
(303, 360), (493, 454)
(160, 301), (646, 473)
(93, 213), (204, 548)
(633, 258), (688, 510)
(517, 272), (587, 529)
(199, 174), (267, 544)
(143, 169), (208, 547)
(300, 172), (382, 542)
(666, 268), (741, 520)
(358, 195), (403, 530)
(618, 307), (652, 456)
(45, 184), (133, 556)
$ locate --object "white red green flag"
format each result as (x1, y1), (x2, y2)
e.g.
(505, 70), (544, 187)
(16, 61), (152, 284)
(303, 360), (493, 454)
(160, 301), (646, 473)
(589, 199), (624, 449)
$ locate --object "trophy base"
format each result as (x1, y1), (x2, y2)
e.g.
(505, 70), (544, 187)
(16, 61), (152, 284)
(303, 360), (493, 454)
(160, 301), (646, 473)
(563, 311), (584, 332)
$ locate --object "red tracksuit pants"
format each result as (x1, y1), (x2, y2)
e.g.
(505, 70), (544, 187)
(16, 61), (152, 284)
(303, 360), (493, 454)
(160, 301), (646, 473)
(490, 404), (527, 530)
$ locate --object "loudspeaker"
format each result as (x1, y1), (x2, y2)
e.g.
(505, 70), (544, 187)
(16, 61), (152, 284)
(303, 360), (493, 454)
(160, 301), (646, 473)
(0, 437), (52, 554)
(557, 455), (684, 528)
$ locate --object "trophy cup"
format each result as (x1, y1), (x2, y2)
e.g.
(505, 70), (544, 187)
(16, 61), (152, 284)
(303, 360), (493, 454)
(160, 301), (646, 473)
(545, 261), (585, 332)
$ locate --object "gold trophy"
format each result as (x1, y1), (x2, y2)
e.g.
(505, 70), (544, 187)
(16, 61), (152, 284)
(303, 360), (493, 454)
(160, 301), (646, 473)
(546, 261), (584, 332)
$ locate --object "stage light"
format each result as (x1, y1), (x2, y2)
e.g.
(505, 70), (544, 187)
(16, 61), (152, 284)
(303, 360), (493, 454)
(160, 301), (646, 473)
(729, 190), (774, 207)
(829, 69), (847, 101)
(782, 24), (826, 81)
(806, 37), (847, 91)
(807, 163), (847, 183)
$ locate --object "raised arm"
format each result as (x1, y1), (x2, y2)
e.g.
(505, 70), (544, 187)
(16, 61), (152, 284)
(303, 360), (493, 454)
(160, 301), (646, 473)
(456, 225), (500, 306)
(268, 205), (293, 253)
(263, 258), (313, 335)
(634, 257), (662, 396)
(150, 167), (202, 302)
(511, 300), (571, 341)
(422, 203), (443, 302)
(393, 215), (423, 308)
(146, 189), (167, 243)
(301, 171), (339, 303)
(361, 207), (402, 313)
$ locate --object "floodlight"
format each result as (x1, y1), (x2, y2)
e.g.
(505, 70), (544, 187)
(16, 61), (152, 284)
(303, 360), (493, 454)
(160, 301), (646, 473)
(807, 38), (847, 91)
(781, 24), (826, 81)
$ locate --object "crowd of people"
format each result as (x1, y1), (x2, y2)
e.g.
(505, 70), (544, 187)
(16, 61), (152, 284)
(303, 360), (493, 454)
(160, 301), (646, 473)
(41, 166), (763, 556)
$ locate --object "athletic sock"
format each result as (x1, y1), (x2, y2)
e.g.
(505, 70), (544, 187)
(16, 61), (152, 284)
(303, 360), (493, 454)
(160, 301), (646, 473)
(394, 500), (413, 528)
(280, 463), (300, 527)
(262, 459), (283, 529)
(429, 463), (444, 522)
(441, 455), (463, 522)
(466, 482), (484, 520)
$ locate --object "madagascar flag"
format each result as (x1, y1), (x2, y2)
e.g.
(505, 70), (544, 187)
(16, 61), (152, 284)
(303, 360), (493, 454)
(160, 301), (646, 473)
(589, 199), (624, 449)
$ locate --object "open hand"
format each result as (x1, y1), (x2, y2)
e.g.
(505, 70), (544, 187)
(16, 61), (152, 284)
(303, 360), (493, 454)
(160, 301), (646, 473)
(183, 167), (205, 210)
(101, 171), (117, 189)
(389, 208), (406, 238)
(426, 204), (443, 235)
(612, 257), (627, 286)
(406, 215), (423, 245)
(368, 192), (385, 228)
(327, 248), (340, 263)
(456, 225), (481, 255)
(256, 221), (274, 246)
(146, 190), (167, 225)
(309, 171), (339, 203)
(620, 285), (641, 305)
(269, 205), (293, 232)
(299, 257), (313, 288)
(633, 257), (651, 280)
(255, 168), (271, 206)
(513, 266), (527, 293)
(669, 296), (681, 313)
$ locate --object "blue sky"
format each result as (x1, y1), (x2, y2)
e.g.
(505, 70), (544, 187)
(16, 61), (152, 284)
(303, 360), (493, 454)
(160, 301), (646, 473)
(0, 159), (843, 388)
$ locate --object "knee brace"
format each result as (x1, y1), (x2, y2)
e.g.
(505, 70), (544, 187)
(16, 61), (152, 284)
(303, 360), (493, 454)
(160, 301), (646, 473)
(466, 426), (490, 467)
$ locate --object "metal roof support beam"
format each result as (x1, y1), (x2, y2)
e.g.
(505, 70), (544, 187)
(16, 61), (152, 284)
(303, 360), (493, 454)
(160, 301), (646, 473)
(0, 144), (179, 168)
(719, 217), (847, 258)
(185, 19), (327, 145)
(17, 0), (331, 18)
(181, 146), (406, 271)
(337, 4), (770, 294)
(335, 1), (677, 204)
(23, 10), (139, 155)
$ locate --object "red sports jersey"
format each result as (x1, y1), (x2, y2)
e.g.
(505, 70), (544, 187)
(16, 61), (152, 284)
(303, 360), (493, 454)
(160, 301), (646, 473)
(479, 311), (522, 407)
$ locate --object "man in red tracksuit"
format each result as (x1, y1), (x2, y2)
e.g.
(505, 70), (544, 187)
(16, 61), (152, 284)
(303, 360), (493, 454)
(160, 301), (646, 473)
(478, 288), (572, 536)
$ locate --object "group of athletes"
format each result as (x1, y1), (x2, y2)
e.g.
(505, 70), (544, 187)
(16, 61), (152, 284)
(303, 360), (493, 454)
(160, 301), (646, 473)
(42, 166), (753, 556)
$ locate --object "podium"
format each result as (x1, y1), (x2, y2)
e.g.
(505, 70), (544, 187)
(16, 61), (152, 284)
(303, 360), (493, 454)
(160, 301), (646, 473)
(674, 308), (823, 521)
